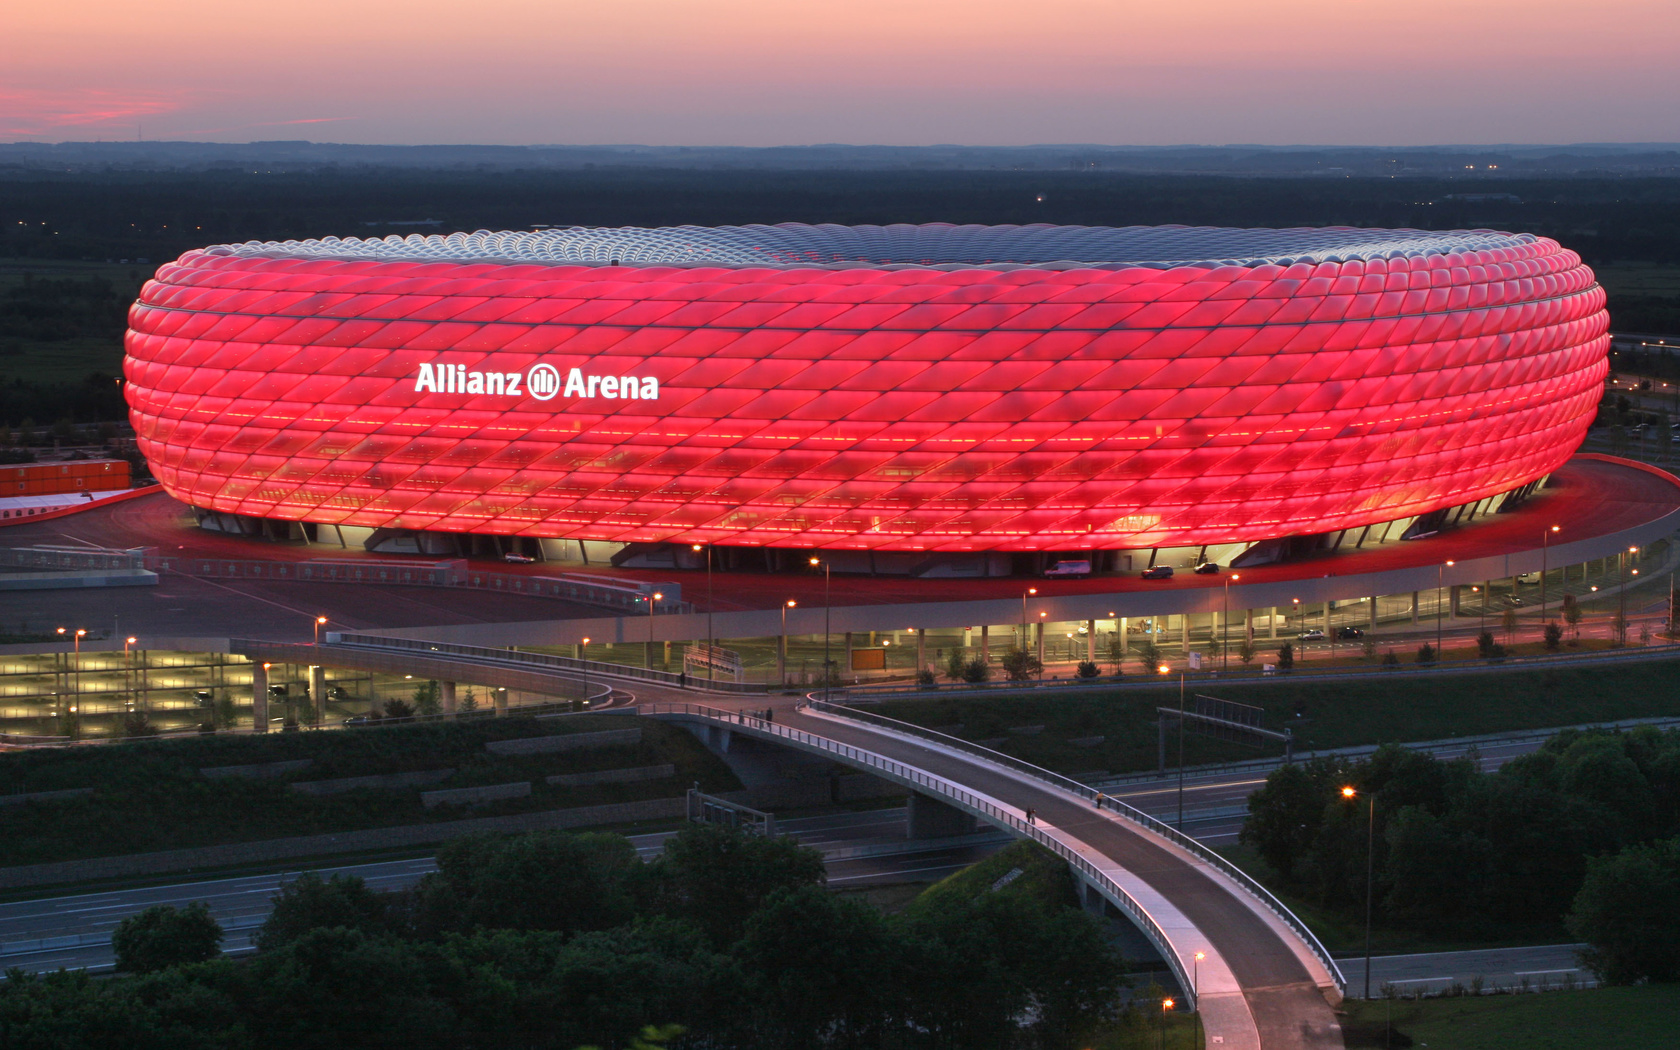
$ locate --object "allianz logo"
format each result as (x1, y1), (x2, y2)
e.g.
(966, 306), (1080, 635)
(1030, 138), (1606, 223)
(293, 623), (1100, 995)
(413, 362), (660, 402)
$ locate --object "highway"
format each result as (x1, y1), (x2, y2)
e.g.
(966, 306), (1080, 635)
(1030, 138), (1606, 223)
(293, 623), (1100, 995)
(0, 809), (1006, 977)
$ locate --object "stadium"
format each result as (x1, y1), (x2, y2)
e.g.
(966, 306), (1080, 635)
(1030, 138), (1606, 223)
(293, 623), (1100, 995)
(123, 223), (1609, 574)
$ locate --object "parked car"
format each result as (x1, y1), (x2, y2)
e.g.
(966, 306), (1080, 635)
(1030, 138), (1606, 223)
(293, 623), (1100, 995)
(1515, 571), (1541, 584)
(1504, 595), (1527, 607)
(1335, 626), (1364, 640)
(1298, 628), (1326, 641)
(1044, 559), (1091, 578)
(502, 552), (536, 564)
(1193, 562), (1220, 575)
(1141, 565), (1175, 580)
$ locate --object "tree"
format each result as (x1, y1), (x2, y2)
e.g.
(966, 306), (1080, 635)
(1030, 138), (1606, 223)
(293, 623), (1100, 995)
(1107, 634), (1125, 671)
(458, 686), (478, 712)
(413, 680), (440, 718)
(1562, 594), (1582, 641)
(1240, 762), (1331, 880)
(1381, 650), (1400, 669)
(382, 698), (415, 720)
(1362, 636), (1377, 660)
(1000, 646), (1042, 682)
(916, 668), (937, 687)
(1075, 660), (1099, 679)
(416, 830), (641, 937)
(1543, 621), (1563, 652)
(1138, 639), (1163, 672)
(1476, 631), (1505, 660)
(1274, 642), (1293, 671)
(648, 824), (826, 946)
(1566, 837), (1680, 984)
(256, 872), (392, 951)
(1237, 638), (1256, 666)
(1415, 643), (1436, 665)
(1612, 609), (1629, 647)
(1501, 606), (1519, 646)
(962, 657), (990, 683)
(111, 902), (223, 973)
(944, 645), (967, 681)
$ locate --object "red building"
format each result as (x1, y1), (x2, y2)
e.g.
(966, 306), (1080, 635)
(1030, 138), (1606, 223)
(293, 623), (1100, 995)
(123, 224), (1608, 559)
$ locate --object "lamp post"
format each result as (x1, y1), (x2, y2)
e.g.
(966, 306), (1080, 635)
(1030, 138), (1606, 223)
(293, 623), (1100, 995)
(810, 556), (831, 699)
(1621, 546), (1638, 645)
(313, 615), (328, 645)
(1159, 998), (1173, 1050)
(1343, 785), (1375, 1000)
(1193, 951), (1205, 1038)
(645, 592), (663, 669)
(780, 600), (796, 686)
(1222, 573), (1240, 670)
(1540, 525), (1560, 625)
(692, 544), (714, 684)
(1436, 560), (1454, 658)
(1021, 587), (1037, 654)
(580, 636), (591, 705)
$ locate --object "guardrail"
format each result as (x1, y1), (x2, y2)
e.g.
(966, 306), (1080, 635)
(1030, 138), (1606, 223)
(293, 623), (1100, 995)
(640, 701), (1200, 1009)
(326, 633), (766, 694)
(0, 546), (147, 571)
(802, 698), (1347, 998)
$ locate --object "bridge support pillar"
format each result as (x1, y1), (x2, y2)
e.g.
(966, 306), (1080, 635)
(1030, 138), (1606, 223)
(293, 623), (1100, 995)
(1037, 622), (1046, 668)
(980, 625), (989, 663)
(1369, 598), (1378, 629)
(494, 687), (508, 717)
(844, 632), (853, 677)
(309, 665), (326, 724)
(1450, 585), (1461, 618)
(1268, 607), (1278, 640)
(1410, 591), (1420, 624)
(916, 628), (926, 676)
(707, 725), (733, 753)
(906, 792), (977, 839)
(1082, 879), (1108, 916)
(1087, 620), (1096, 663)
(439, 680), (457, 719)
(251, 662), (268, 733)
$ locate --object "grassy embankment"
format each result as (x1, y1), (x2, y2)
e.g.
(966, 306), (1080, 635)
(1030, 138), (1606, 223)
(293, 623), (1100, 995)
(1340, 985), (1680, 1050)
(0, 715), (738, 868)
(870, 657), (1680, 778)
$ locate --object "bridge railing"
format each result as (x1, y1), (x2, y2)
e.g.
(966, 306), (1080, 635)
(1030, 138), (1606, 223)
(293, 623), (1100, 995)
(639, 701), (1198, 1009)
(803, 698), (1347, 997)
(325, 634), (767, 693)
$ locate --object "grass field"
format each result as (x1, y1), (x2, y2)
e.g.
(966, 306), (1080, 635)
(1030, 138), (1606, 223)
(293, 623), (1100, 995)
(1340, 986), (1680, 1050)
(870, 656), (1680, 777)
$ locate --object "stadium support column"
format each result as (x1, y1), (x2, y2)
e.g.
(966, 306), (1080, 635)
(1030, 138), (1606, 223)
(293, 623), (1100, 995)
(1410, 592), (1420, 624)
(309, 665), (326, 724)
(1269, 608), (1278, 640)
(916, 629), (926, 676)
(1087, 620), (1096, 663)
(844, 632), (854, 677)
(1180, 615), (1189, 652)
(1450, 585), (1461, 618)
(1369, 597), (1378, 630)
(251, 662), (268, 733)
(1322, 601), (1331, 636)
(439, 680), (457, 719)
(980, 625), (989, 664)
(495, 688), (509, 717)
(1036, 622), (1045, 668)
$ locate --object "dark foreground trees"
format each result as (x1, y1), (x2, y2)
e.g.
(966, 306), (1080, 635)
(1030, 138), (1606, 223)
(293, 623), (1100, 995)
(0, 829), (1126, 1050)
(111, 902), (223, 974)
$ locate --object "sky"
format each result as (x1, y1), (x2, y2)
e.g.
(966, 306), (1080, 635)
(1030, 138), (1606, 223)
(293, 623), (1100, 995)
(6, 1), (1680, 146)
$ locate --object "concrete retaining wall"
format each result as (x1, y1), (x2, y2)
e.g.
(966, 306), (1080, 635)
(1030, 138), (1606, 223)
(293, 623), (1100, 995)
(545, 764), (675, 787)
(422, 781), (531, 808)
(0, 797), (688, 889)
(288, 769), (456, 796)
(485, 728), (640, 755)
(0, 787), (93, 807)
(200, 759), (314, 780)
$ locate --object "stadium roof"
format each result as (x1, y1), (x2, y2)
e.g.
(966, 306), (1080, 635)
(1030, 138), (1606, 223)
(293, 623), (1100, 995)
(210, 223), (1538, 271)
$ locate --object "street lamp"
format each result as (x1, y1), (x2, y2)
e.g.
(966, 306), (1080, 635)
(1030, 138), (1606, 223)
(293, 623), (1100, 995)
(124, 635), (138, 711)
(780, 600), (796, 686)
(1021, 587), (1037, 653)
(1222, 573), (1240, 670)
(645, 591), (663, 669)
(692, 544), (714, 684)
(1436, 560), (1454, 658)
(580, 636), (591, 705)
(1540, 525), (1560, 625)
(313, 615), (328, 645)
(1343, 785), (1375, 1000)
(810, 556), (832, 699)
(1620, 546), (1638, 645)
(1159, 998), (1174, 1050)
(1193, 951), (1205, 1028)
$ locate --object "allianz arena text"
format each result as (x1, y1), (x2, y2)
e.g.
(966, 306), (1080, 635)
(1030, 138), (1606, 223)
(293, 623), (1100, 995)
(122, 224), (1609, 553)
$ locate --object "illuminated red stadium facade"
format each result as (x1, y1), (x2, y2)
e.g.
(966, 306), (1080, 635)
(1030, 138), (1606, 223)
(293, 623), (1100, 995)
(123, 224), (1608, 555)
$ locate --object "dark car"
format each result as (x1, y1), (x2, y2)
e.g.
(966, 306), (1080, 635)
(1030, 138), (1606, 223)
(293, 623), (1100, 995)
(1141, 565), (1175, 580)
(1193, 562), (1220, 575)
(1336, 626), (1364, 640)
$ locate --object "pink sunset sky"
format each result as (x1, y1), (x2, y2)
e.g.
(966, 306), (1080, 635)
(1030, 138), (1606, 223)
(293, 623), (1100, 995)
(5, 0), (1679, 145)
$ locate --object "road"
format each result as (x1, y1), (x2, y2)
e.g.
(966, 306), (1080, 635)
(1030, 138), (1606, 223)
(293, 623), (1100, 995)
(1347, 944), (1593, 997)
(0, 809), (1005, 977)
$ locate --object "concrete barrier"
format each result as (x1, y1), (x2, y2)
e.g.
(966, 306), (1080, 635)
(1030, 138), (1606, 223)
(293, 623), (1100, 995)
(288, 769), (456, 796)
(0, 787), (93, 807)
(200, 759), (314, 779)
(485, 728), (640, 755)
(422, 781), (531, 808)
(545, 764), (674, 787)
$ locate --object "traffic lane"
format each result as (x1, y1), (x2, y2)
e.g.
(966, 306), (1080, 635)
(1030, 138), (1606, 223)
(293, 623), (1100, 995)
(1343, 944), (1593, 998)
(825, 843), (1008, 887)
(779, 710), (1343, 1048)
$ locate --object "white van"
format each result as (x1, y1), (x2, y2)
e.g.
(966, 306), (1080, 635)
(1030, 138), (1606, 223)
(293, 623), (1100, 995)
(1516, 571), (1541, 584)
(1044, 559), (1092, 578)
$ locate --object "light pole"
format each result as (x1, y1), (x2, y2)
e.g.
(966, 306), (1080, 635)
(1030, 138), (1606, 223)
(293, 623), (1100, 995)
(1021, 586), (1037, 654)
(780, 599), (796, 686)
(692, 544), (714, 684)
(1193, 951), (1205, 1038)
(123, 635), (138, 711)
(1435, 560), (1454, 658)
(1343, 785), (1375, 1000)
(313, 615), (328, 645)
(1159, 998), (1173, 1050)
(580, 636), (591, 705)
(810, 556), (832, 699)
(1620, 546), (1638, 645)
(1222, 573), (1240, 670)
(646, 591), (663, 669)
(1540, 525), (1560, 625)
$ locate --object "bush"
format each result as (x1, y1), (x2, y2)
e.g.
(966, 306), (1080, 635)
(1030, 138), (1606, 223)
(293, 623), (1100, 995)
(1238, 638), (1256, 666)
(1075, 660), (1099, 680)
(1416, 643), (1437, 665)
(944, 646), (967, 681)
(1381, 650), (1400, 669)
(961, 658), (990, 683)
(916, 669), (937, 688)
(1001, 647), (1042, 682)
(1275, 642), (1293, 671)
(1138, 640), (1163, 671)
(1476, 631), (1506, 660)
(1544, 622), (1564, 652)
(111, 902), (223, 973)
